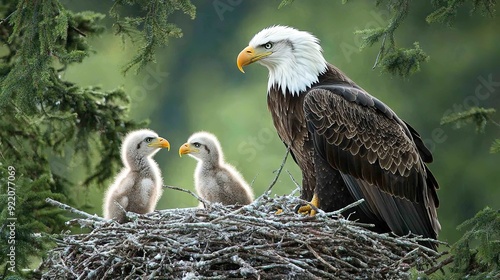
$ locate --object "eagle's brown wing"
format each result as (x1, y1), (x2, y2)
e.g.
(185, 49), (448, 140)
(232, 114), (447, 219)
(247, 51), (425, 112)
(304, 85), (440, 239)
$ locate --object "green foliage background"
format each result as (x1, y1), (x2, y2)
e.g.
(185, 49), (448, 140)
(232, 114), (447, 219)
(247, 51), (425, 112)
(0, 0), (499, 278)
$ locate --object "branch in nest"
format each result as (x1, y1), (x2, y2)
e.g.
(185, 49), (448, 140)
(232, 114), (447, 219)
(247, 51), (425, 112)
(45, 198), (107, 222)
(163, 184), (211, 208)
(286, 169), (301, 196)
(425, 254), (454, 275)
(325, 198), (365, 217)
(266, 145), (291, 193)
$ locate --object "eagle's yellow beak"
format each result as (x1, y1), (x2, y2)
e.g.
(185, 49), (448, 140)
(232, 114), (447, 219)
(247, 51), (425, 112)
(148, 137), (170, 151)
(179, 143), (199, 157)
(237, 46), (272, 73)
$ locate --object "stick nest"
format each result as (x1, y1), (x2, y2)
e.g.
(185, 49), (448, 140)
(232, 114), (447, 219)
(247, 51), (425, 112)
(39, 193), (448, 280)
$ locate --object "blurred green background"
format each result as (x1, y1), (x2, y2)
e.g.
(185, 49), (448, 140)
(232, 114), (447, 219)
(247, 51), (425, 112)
(59, 1), (499, 245)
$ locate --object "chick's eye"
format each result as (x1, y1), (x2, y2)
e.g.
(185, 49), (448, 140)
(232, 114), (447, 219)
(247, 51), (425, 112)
(264, 43), (273, 49)
(193, 143), (201, 148)
(145, 137), (153, 143)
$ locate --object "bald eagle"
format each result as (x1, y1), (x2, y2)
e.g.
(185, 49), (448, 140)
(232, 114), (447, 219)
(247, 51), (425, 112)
(237, 26), (440, 248)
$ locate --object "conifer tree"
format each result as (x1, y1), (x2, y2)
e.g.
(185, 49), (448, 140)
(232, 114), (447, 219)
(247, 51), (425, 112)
(0, 0), (194, 278)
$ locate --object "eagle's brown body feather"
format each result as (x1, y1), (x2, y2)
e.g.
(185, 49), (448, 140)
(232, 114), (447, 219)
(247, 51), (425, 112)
(268, 64), (440, 248)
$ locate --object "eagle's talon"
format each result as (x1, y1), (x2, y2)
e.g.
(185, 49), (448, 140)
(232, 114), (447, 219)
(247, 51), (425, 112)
(297, 204), (317, 216)
(295, 194), (319, 216)
(297, 204), (316, 217)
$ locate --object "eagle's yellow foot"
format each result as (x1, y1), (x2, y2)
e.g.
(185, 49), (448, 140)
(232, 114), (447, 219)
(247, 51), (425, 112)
(297, 194), (319, 216)
(275, 208), (284, 215)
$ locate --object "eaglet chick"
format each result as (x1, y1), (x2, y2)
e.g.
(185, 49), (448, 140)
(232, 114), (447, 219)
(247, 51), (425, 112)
(103, 129), (170, 223)
(179, 131), (254, 207)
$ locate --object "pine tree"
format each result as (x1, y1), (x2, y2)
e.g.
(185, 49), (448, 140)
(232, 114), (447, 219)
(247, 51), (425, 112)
(449, 207), (500, 279)
(0, 0), (194, 278)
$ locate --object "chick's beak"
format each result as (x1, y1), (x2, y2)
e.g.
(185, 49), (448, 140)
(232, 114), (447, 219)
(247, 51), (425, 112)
(148, 137), (170, 151)
(237, 46), (271, 73)
(179, 143), (198, 157)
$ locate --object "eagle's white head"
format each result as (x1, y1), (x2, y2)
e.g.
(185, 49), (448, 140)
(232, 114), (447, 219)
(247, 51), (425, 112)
(237, 25), (328, 96)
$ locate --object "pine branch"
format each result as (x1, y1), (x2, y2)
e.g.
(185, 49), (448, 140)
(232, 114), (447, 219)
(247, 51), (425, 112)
(353, 0), (432, 77)
(441, 107), (496, 133)
(110, 0), (196, 73)
(278, 0), (295, 9)
(426, 0), (497, 26)
(490, 139), (500, 153)
(380, 42), (428, 77)
(449, 207), (500, 278)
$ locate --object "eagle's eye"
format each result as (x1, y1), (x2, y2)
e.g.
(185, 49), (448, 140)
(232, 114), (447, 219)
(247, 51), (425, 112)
(264, 43), (273, 49)
(193, 142), (201, 148)
(144, 137), (153, 143)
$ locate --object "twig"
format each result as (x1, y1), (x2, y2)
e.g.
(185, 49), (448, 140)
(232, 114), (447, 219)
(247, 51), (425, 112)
(424, 255), (454, 275)
(230, 255), (258, 276)
(286, 169), (302, 196)
(45, 198), (107, 222)
(488, 117), (500, 128)
(114, 200), (127, 220)
(372, 33), (387, 69)
(391, 247), (419, 268)
(265, 146), (291, 193)
(70, 26), (86, 37)
(303, 242), (338, 272)
(250, 173), (258, 187)
(0, 11), (15, 26)
(210, 202), (254, 224)
(325, 198), (365, 216)
(286, 169), (301, 189)
(163, 184), (210, 207)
